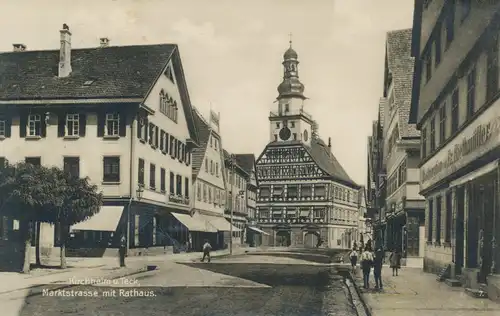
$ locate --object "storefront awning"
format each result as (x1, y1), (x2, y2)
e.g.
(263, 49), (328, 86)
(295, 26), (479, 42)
(172, 212), (216, 232)
(71, 206), (123, 232)
(450, 159), (499, 187)
(201, 214), (241, 232)
(248, 226), (269, 235)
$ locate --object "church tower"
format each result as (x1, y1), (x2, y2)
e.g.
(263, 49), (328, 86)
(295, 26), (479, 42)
(270, 39), (314, 146)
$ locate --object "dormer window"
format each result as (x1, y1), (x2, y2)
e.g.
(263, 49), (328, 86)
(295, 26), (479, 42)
(83, 80), (94, 86)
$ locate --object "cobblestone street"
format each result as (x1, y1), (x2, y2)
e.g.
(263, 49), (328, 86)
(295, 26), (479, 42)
(2, 254), (357, 316)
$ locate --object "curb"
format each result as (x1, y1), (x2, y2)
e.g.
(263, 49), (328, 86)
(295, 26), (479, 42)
(346, 272), (372, 316)
(4, 265), (149, 298)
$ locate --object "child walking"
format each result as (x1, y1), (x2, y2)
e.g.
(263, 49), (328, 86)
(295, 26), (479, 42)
(389, 249), (402, 276)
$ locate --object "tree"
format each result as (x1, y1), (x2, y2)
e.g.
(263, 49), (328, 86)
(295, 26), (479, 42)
(0, 162), (103, 272)
(57, 173), (102, 269)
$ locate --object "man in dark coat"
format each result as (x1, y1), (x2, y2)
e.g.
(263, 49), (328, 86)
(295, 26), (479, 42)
(119, 235), (127, 267)
(373, 247), (384, 290)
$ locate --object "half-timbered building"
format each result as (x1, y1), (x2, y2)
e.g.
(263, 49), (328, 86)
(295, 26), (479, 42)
(256, 42), (361, 249)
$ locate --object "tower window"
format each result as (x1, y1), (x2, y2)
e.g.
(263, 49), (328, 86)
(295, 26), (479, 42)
(290, 121), (295, 128)
(285, 104), (289, 112)
(276, 123), (280, 129)
(274, 135), (278, 141)
(293, 133), (297, 140)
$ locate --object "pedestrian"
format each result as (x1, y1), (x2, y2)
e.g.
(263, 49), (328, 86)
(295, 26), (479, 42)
(360, 245), (374, 289)
(389, 248), (402, 276)
(373, 247), (384, 290)
(118, 235), (126, 268)
(201, 239), (212, 263)
(349, 248), (358, 273)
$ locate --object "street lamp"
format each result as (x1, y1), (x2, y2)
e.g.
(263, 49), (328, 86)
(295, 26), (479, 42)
(126, 185), (144, 256)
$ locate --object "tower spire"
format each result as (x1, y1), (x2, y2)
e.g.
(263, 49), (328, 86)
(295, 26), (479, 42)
(277, 36), (305, 100)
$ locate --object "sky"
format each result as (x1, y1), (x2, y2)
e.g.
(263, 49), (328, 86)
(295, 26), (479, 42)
(0, 0), (413, 186)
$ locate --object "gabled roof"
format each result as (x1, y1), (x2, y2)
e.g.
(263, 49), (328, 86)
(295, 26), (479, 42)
(260, 138), (360, 189)
(0, 43), (200, 144)
(234, 154), (256, 175)
(191, 108), (212, 179)
(0, 44), (176, 100)
(223, 149), (249, 176)
(385, 29), (419, 138)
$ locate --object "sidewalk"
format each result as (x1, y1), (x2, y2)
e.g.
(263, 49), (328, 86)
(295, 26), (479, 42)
(0, 247), (251, 295)
(354, 266), (500, 316)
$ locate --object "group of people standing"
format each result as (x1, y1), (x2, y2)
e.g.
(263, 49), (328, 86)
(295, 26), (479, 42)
(349, 243), (402, 290)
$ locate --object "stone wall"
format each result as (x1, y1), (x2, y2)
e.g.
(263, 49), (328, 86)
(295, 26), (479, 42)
(424, 243), (452, 274)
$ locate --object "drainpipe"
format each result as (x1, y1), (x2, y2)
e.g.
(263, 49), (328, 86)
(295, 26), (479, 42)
(127, 109), (137, 256)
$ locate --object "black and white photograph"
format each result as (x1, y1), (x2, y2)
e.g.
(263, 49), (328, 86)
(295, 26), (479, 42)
(1, 0), (500, 315)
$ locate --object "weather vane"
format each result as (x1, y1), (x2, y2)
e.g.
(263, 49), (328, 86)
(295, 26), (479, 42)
(289, 32), (293, 47)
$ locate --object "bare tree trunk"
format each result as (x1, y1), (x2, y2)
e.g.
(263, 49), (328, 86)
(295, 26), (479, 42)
(60, 223), (67, 269)
(21, 220), (32, 274)
(35, 221), (41, 266)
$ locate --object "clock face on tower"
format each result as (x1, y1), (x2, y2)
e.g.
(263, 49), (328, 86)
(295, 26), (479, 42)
(279, 127), (291, 141)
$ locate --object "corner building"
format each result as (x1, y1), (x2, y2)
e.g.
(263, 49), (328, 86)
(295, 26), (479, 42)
(411, 1), (500, 294)
(256, 42), (361, 249)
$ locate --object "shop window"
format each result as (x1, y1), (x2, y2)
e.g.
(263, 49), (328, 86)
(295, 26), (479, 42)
(445, 191), (452, 243)
(435, 196), (442, 244)
(427, 199), (434, 242)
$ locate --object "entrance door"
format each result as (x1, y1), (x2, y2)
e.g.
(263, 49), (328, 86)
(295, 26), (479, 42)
(455, 186), (465, 275)
(276, 231), (291, 247)
(304, 232), (319, 248)
(479, 180), (495, 283)
(406, 215), (420, 257)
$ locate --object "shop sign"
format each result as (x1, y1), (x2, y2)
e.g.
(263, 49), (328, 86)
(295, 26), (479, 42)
(420, 106), (500, 191)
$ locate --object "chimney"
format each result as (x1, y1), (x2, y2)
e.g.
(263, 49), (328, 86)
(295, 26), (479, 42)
(100, 37), (110, 48)
(58, 23), (72, 78)
(13, 44), (27, 52)
(328, 137), (331, 148)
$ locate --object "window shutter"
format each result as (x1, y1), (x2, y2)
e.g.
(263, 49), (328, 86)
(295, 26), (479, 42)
(155, 126), (159, 147)
(97, 112), (105, 137)
(58, 113), (66, 137)
(79, 113), (86, 136)
(5, 117), (11, 138)
(119, 113), (126, 137)
(144, 117), (149, 140)
(165, 133), (169, 153)
(159, 130), (164, 151)
(148, 123), (154, 145)
(41, 113), (47, 137)
(19, 114), (27, 138)
(137, 117), (143, 139)
(173, 138), (177, 158)
(186, 149), (190, 166)
(179, 143), (184, 162)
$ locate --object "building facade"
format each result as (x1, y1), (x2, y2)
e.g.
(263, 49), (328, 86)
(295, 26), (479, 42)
(410, 0), (500, 293)
(187, 108), (239, 251)
(367, 113), (385, 249)
(380, 29), (425, 263)
(0, 25), (201, 261)
(224, 150), (248, 247)
(255, 42), (361, 249)
(234, 154), (268, 247)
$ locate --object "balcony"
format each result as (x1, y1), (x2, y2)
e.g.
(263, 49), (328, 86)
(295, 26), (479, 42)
(269, 109), (313, 120)
(168, 194), (190, 205)
(258, 196), (328, 202)
(258, 217), (326, 224)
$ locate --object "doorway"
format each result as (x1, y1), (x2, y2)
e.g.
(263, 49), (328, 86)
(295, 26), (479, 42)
(455, 186), (465, 275)
(304, 232), (319, 248)
(275, 230), (291, 247)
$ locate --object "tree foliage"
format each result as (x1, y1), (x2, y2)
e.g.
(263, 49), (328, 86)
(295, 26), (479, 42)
(0, 161), (103, 225)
